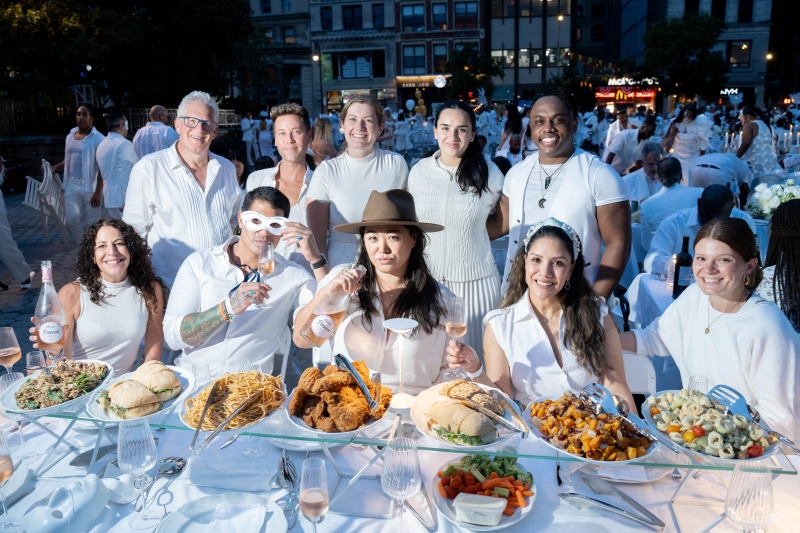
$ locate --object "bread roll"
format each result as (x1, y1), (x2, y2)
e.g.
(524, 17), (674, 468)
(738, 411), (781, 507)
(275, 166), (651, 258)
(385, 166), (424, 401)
(105, 380), (161, 419)
(133, 361), (182, 401)
(426, 399), (494, 437)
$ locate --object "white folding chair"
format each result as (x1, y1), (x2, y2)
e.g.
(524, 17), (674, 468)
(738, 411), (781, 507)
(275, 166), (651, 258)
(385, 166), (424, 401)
(622, 352), (657, 396)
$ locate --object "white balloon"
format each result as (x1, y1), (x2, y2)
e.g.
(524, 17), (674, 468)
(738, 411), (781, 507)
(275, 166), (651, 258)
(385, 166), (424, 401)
(406, 99), (415, 111)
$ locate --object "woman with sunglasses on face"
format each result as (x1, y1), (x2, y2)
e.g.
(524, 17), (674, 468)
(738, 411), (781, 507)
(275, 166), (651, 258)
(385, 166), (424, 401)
(408, 101), (505, 358)
(447, 218), (637, 412)
(307, 95), (409, 269)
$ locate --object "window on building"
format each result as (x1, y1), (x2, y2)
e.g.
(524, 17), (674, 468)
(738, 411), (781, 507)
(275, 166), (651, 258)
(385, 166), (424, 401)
(455, 2), (478, 28)
(402, 5), (425, 31)
(711, 0), (726, 20)
(433, 3), (447, 29)
(321, 6), (333, 30)
(403, 45), (426, 74)
(343, 5), (363, 29)
(737, 0), (752, 23)
(261, 0), (271, 14)
(684, 0), (699, 16)
(546, 47), (569, 66)
(433, 44), (448, 73)
(518, 49), (543, 68)
(454, 42), (477, 53)
(590, 3), (605, 17)
(590, 24), (605, 41)
(576, 26), (582, 41)
(519, 0), (544, 17)
(576, 4), (583, 17)
(491, 50), (515, 68)
(728, 41), (751, 68)
(283, 26), (295, 42)
(372, 4), (385, 27)
(282, 0), (291, 13)
(331, 50), (386, 79)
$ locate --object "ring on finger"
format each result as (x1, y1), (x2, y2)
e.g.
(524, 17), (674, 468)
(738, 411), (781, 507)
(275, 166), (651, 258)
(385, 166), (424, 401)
(296, 235), (302, 241)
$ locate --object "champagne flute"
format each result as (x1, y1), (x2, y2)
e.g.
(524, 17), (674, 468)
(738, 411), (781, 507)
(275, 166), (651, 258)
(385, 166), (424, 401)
(381, 437), (421, 533)
(255, 242), (274, 308)
(725, 463), (774, 532)
(118, 419), (160, 529)
(443, 296), (468, 381)
(0, 329), (22, 376)
(0, 373), (40, 463)
(300, 457), (329, 533)
(0, 431), (23, 532)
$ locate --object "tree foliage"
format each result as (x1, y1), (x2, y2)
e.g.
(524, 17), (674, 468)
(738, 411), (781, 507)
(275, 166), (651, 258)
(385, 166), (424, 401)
(642, 14), (729, 99)
(445, 44), (504, 100)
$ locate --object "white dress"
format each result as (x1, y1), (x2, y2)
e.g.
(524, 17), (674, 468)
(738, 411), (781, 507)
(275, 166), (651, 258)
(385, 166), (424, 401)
(381, 120), (396, 151)
(408, 154), (504, 358)
(394, 120), (411, 151)
(742, 120), (778, 176)
(633, 283), (800, 439)
(485, 291), (605, 407)
(72, 278), (149, 376)
(670, 117), (712, 184)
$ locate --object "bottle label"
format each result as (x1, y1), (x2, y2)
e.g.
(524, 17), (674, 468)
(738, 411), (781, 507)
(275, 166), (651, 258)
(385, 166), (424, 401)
(39, 322), (63, 343)
(41, 266), (53, 282)
(678, 266), (694, 286)
(311, 315), (335, 339)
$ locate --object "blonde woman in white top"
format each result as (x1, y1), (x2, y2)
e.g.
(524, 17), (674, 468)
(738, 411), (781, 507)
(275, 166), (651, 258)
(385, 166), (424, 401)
(307, 95), (408, 267)
(29, 219), (166, 375)
(448, 218), (636, 411)
(408, 101), (504, 357)
(295, 190), (457, 394)
(311, 118), (337, 166)
(378, 108), (396, 151)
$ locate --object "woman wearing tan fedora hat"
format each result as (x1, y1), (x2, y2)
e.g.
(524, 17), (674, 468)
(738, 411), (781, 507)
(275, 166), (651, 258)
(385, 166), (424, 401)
(294, 189), (460, 394)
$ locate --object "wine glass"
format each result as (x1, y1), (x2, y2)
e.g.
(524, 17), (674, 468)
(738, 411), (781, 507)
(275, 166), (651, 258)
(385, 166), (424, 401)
(118, 419), (160, 529)
(688, 375), (709, 394)
(0, 431), (23, 532)
(24, 352), (44, 377)
(300, 457), (329, 533)
(0, 329), (22, 376)
(725, 463), (774, 531)
(224, 358), (254, 375)
(443, 296), (468, 382)
(381, 437), (421, 532)
(0, 373), (40, 463)
(256, 242), (274, 308)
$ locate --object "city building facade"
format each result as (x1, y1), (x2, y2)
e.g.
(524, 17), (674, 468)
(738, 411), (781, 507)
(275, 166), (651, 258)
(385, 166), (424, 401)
(572, 0), (622, 63)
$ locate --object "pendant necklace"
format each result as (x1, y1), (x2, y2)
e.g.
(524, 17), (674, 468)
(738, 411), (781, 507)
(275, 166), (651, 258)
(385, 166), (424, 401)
(538, 155), (571, 209)
(705, 288), (747, 334)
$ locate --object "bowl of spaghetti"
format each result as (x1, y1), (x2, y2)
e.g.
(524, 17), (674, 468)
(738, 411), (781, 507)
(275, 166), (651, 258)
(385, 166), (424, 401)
(180, 371), (286, 433)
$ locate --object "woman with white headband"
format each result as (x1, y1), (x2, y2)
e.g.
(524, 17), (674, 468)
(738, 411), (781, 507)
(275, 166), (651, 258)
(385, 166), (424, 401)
(447, 217), (636, 411)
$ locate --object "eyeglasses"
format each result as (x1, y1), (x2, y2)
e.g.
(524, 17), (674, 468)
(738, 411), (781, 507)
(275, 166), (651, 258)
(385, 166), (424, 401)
(177, 116), (217, 132)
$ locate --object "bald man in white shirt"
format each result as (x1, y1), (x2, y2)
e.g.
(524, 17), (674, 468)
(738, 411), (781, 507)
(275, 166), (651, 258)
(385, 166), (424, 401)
(132, 105), (179, 159)
(96, 111), (138, 218)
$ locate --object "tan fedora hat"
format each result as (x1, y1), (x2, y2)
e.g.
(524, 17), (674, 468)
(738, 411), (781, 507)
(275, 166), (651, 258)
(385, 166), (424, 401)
(333, 189), (444, 234)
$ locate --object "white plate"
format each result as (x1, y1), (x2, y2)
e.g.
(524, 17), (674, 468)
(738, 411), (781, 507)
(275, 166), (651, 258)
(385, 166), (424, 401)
(1, 360), (114, 416)
(283, 387), (388, 438)
(432, 458), (536, 532)
(642, 390), (780, 465)
(524, 395), (660, 465)
(85, 366), (194, 423)
(154, 493), (286, 533)
(410, 382), (521, 451)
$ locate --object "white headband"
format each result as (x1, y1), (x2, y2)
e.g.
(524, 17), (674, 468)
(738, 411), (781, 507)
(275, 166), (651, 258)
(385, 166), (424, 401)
(241, 211), (288, 235)
(523, 217), (582, 258)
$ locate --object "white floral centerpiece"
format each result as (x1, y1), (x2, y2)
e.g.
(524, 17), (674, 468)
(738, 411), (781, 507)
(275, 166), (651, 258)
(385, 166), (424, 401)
(746, 179), (800, 220)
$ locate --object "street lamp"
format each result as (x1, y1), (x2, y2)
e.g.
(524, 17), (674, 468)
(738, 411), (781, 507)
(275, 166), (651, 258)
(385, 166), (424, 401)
(312, 42), (324, 115)
(767, 53), (774, 60)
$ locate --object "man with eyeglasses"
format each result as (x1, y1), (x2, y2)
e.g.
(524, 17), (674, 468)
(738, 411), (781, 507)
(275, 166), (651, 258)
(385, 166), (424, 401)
(95, 111), (138, 218)
(51, 104), (106, 243)
(131, 105), (180, 159)
(123, 90), (241, 287)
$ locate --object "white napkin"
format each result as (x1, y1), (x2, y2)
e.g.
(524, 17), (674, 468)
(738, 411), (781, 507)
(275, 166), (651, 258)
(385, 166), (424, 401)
(101, 463), (137, 504)
(594, 465), (649, 483)
(186, 448), (278, 491)
(203, 504), (266, 533)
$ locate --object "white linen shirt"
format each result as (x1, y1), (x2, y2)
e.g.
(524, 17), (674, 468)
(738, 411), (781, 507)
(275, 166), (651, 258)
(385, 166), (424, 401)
(643, 206), (756, 273)
(501, 149), (628, 292)
(633, 283), (799, 439)
(62, 127), (104, 194)
(624, 168), (662, 205)
(247, 163), (313, 270)
(132, 122), (179, 159)
(122, 144), (240, 286)
(165, 236), (316, 376)
(299, 265), (453, 395)
(607, 129), (644, 175)
(95, 132), (138, 209)
(484, 290), (604, 408)
(689, 153), (754, 190)
(639, 185), (704, 251)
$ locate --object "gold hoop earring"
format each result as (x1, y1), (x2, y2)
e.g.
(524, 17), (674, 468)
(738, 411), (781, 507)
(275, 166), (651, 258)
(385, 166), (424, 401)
(742, 275), (748, 284)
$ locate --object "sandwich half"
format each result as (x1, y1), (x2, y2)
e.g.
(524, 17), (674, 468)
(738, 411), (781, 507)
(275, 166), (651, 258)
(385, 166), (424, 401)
(98, 380), (161, 419)
(426, 399), (498, 446)
(133, 361), (182, 402)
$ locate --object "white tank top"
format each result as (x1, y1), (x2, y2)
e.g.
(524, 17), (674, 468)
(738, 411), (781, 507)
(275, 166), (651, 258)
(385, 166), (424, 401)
(72, 278), (149, 376)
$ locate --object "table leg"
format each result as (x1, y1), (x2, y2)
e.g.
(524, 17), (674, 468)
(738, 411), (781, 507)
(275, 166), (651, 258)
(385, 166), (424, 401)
(34, 417), (79, 477)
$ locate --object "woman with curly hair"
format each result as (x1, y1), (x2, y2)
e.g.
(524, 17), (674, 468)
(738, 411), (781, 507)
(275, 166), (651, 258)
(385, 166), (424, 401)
(29, 218), (167, 375)
(447, 218), (636, 411)
(757, 199), (800, 331)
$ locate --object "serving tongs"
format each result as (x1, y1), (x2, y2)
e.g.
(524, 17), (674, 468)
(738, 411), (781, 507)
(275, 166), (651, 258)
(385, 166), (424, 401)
(194, 388), (264, 454)
(578, 471), (665, 530)
(580, 383), (657, 443)
(189, 380), (222, 453)
(334, 354), (378, 410)
(450, 394), (524, 434)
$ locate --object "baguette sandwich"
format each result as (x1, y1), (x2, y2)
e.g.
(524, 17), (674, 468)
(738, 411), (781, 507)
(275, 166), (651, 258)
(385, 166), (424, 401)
(426, 399), (498, 446)
(439, 379), (504, 416)
(133, 361), (182, 402)
(97, 380), (161, 419)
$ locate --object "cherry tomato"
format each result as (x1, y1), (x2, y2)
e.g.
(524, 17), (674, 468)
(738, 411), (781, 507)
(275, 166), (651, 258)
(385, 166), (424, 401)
(684, 431), (696, 443)
(666, 424), (681, 434)
(691, 425), (705, 438)
(748, 445), (764, 458)
(649, 407), (661, 417)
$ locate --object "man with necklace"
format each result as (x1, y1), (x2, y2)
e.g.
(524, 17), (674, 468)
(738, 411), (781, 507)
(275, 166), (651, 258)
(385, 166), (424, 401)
(488, 87), (631, 299)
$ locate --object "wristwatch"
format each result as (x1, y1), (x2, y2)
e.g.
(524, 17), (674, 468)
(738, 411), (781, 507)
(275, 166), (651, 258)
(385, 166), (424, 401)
(311, 254), (328, 269)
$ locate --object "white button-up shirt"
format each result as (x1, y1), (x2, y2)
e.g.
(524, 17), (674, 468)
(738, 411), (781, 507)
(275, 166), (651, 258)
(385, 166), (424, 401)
(247, 163), (313, 270)
(131, 123), (179, 159)
(241, 118), (257, 142)
(643, 206), (756, 273)
(62, 127), (104, 194)
(624, 167), (662, 205)
(95, 132), (138, 209)
(165, 236), (316, 376)
(640, 185), (704, 251)
(607, 129), (645, 175)
(689, 153), (754, 191)
(122, 144), (241, 286)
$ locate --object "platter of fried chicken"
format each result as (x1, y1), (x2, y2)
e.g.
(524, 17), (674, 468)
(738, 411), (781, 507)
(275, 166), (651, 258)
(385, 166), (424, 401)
(284, 360), (393, 435)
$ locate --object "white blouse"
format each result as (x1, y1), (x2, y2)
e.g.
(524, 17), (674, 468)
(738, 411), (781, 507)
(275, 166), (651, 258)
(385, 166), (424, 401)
(484, 290), (605, 407)
(633, 283), (799, 439)
(300, 265), (453, 395)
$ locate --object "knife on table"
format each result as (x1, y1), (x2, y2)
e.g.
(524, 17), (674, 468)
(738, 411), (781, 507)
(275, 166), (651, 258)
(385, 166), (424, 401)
(451, 394), (524, 434)
(195, 389), (263, 453)
(189, 380), (222, 452)
(70, 444), (116, 467)
(578, 471), (665, 529)
(559, 493), (664, 531)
